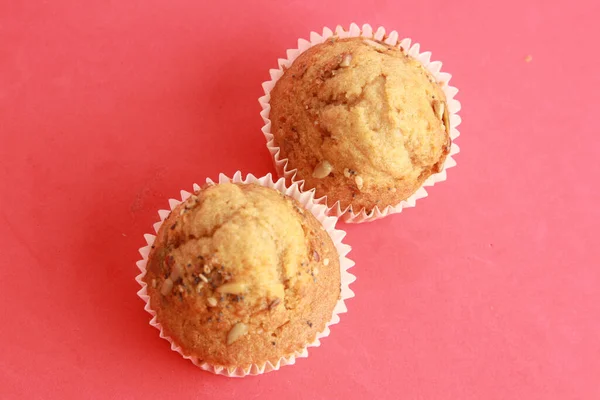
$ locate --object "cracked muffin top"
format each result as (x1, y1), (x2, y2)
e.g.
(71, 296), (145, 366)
(269, 36), (451, 212)
(143, 182), (340, 369)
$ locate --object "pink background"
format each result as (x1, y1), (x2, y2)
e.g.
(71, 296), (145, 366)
(1, 0), (599, 399)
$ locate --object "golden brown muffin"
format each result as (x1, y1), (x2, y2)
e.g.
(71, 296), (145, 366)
(143, 182), (341, 369)
(269, 36), (451, 212)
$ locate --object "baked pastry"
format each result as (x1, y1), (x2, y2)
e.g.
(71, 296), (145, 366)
(142, 182), (341, 369)
(269, 36), (451, 212)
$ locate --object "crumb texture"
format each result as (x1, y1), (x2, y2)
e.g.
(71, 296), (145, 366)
(270, 37), (451, 211)
(143, 183), (340, 368)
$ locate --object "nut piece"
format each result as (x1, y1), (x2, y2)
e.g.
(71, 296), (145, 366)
(216, 282), (248, 294)
(227, 322), (248, 345)
(363, 39), (388, 51)
(323, 258), (330, 266)
(432, 100), (445, 120)
(160, 278), (173, 296)
(355, 175), (364, 190)
(207, 297), (218, 307)
(344, 168), (357, 178)
(312, 160), (333, 179)
(199, 274), (209, 283)
(442, 105), (450, 134)
(339, 53), (353, 67)
(313, 250), (320, 262)
(169, 265), (181, 281)
(269, 298), (281, 310)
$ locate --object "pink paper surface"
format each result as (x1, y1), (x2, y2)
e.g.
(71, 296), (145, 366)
(1, 1), (598, 399)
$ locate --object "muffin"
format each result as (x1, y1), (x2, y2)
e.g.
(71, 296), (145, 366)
(268, 35), (451, 214)
(142, 182), (341, 371)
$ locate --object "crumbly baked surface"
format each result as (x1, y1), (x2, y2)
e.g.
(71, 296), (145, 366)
(143, 183), (340, 368)
(269, 37), (451, 211)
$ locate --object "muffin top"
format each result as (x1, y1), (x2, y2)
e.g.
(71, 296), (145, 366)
(269, 37), (451, 211)
(143, 182), (340, 368)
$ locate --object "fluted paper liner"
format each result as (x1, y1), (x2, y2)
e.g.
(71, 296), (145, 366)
(135, 172), (356, 377)
(259, 23), (462, 223)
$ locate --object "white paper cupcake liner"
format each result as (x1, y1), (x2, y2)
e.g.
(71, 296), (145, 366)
(135, 171), (356, 377)
(259, 23), (462, 223)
